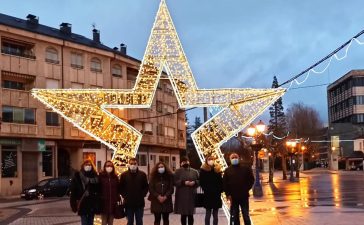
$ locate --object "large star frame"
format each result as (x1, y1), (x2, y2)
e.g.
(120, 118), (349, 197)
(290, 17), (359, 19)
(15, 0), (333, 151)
(32, 0), (285, 220)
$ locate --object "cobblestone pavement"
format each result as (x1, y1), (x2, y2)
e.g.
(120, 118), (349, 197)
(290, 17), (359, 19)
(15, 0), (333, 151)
(2, 169), (364, 225)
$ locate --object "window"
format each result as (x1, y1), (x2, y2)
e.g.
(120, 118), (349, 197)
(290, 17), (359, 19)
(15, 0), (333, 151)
(42, 146), (53, 176)
(159, 156), (170, 166)
(1, 145), (17, 177)
(164, 104), (174, 115)
(136, 154), (147, 166)
(143, 122), (153, 135)
(112, 64), (122, 77)
(71, 82), (83, 89)
(164, 127), (175, 137)
(71, 52), (83, 69)
(2, 80), (25, 90)
(2, 106), (35, 124)
(157, 124), (164, 136)
(45, 47), (59, 64)
(157, 82), (162, 90)
(164, 84), (173, 95)
(178, 129), (184, 139)
(46, 79), (59, 89)
(156, 101), (163, 113)
(90, 57), (102, 72)
(1, 38), (35, 59)
(46, 112), (59, 126)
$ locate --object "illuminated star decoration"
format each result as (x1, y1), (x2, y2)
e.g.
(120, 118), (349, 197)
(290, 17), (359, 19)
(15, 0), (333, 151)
(32, 0), (285, 219)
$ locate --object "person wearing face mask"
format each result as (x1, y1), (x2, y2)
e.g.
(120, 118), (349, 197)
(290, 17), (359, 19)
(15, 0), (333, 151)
(148, 162), (174, 225)
(199, 155), (223, 225)
(119, 158), (148, 225)
(174, 157), (199, 225)
(70, 159), (100, 225)
(223, 153), (254, 225)
(99, 161), (120, 225)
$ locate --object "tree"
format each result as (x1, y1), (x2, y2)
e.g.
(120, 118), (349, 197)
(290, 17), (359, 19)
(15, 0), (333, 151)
(185, 116), (203, 169)
(286, 102), (323, 178)
(193, 116), (202, 130)
(268, 76), (288, 181)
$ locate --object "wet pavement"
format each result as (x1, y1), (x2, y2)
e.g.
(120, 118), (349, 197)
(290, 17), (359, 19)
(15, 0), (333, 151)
(1, 169), (364, 225)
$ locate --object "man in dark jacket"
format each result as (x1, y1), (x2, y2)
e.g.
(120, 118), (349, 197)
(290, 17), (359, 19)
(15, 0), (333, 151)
(119, 158), (149, 225)
(223, 153), (254, 225)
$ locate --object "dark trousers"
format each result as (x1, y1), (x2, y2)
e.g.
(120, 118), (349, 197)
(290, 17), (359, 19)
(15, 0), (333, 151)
(154, 212), (169, 225)
(181, 214), (194, 225)
(81, 214), (95, 225)
(205, 208), (219, 225)
(230, 198), (251, 225)
(126, 207), (144, 225)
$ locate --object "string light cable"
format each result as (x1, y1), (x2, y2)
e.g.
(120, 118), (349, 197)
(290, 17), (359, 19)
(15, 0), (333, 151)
(279, 29), (364, 89)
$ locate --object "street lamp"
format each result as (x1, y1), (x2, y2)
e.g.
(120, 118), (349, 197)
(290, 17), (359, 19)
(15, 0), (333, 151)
(247, 120), (266, 197)
(286, 140), (297, 182)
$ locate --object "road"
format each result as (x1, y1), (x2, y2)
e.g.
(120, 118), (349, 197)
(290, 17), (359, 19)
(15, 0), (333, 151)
(1, 169), (364, 225)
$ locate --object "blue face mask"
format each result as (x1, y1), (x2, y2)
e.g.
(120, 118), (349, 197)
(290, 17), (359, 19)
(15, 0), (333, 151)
(231, 158), (239, 165)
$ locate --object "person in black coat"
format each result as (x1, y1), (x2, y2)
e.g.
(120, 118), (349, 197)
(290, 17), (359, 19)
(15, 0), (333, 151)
(199, 155), (223, 225)
(119, 157), (149, 225)
(223, 153), (254, 225)
(99, 160), (120, 225)
(70, 159), (100, 225)
(148, 161), (174, 225)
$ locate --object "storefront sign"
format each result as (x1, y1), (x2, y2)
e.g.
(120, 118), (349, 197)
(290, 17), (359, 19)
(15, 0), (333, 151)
(38, 139), (46, 152)
(0, 139), (21, 145)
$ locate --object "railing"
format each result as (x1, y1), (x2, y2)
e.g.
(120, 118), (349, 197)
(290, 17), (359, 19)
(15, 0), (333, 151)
(1, 47), (36, 59)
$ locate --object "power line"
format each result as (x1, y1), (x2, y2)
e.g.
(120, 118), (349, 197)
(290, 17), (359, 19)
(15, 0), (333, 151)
(279, 29), (364, 87)
(289, 83), (329, 90)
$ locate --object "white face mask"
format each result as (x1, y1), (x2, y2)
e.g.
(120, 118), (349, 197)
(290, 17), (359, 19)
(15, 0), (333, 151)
(105, 167), (113, 173)
(158, 167), (165, 174)
(84, 165), (92, 172)
(129, 165), (138, 171)
(207, 160), (214, 166)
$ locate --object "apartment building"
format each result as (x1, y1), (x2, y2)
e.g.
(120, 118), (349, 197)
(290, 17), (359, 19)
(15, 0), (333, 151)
(327, 70), (364, 170)
(0, 13), (186, 196)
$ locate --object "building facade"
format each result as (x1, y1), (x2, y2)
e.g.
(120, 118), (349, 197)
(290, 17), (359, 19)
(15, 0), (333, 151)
(327, 70), (364, 170)
(0, 13), (186, 196)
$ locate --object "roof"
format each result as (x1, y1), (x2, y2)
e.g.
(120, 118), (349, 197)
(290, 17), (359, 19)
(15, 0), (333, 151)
(0, 13), (140, 63)
(345, 151), (364, 159)
(327, 69), (364, 90)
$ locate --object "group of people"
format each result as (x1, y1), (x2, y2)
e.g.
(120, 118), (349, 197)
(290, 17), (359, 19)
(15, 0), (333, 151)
(69, 153), (255, 225)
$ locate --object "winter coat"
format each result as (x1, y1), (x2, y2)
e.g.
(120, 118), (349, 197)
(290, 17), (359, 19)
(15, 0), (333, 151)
(149, 173), (174, 214)
(174, 167), (199, 215)
(99, 172), (120, 215)
(70, 170), (100, 215)
(223, 164), (254, 201)
(199, 163), (223, 209)
(119, 168), (148, 209)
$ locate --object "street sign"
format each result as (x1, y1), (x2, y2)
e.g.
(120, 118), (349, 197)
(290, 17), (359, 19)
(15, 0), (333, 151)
(38, 139), (46, 152)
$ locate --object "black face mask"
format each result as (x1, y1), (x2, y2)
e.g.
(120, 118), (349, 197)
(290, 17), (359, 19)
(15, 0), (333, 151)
(182, 163), (189, 168)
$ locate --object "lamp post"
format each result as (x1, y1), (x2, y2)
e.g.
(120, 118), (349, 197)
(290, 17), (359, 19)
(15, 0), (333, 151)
(247, 120), (266, 197)
(286, 141), (297, 182)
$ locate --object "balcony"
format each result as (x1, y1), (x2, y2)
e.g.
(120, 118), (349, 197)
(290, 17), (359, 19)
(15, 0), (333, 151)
(1, 123), (37, 136)
(1, 46), (36, 59)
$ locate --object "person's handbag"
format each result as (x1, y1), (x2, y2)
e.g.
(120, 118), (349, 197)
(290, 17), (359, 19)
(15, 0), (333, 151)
(114, 200), (126, 219)
(194, 188), (205, 208)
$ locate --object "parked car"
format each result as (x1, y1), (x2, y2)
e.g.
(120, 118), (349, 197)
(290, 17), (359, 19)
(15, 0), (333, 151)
(21, 177), (71, 200)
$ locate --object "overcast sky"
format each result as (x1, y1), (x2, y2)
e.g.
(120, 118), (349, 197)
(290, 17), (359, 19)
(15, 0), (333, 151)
(2, 0), (364, 126)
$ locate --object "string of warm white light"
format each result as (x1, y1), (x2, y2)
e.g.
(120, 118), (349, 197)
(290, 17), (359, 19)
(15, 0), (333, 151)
(286, 37), (364, 90)
(32, 0), (286, 222)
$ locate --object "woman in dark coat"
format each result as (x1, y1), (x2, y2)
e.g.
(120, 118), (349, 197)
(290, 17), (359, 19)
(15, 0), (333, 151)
(99, 160), (120, 225)
(148, 161), (174, 225)
(200, 155), (223, 225)
(174, 157), (199, 225)
(70, 159), (100, 225)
